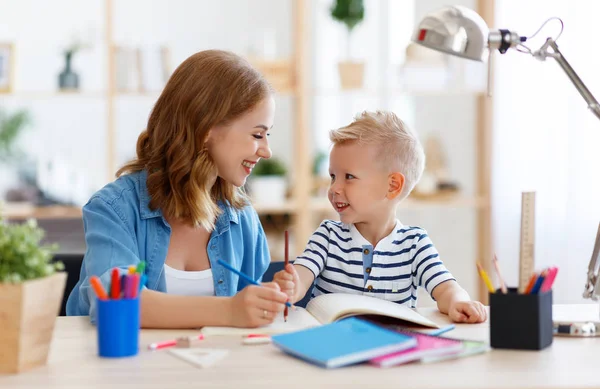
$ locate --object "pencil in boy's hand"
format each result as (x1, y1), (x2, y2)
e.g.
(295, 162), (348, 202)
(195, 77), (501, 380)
(492, 254), (508, 294)
(90, 276), (108, 300)
(284, 230), (289, 322)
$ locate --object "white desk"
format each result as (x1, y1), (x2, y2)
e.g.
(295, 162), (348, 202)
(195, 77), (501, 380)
(2, 304), (600, 388)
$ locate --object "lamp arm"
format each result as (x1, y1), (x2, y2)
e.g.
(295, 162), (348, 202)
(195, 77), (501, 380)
(584, 224), (600, 300)
(533, 40), (600, 300)
(534, 38), (600, 120)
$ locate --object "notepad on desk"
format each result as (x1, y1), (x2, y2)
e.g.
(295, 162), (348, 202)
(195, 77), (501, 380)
(200, 293), (440, 336)
(271, 317), (418, 368)
(370, 330), (464, 368)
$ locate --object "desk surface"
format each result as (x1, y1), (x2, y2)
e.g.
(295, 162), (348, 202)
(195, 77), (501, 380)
(2, 304), (600, 388)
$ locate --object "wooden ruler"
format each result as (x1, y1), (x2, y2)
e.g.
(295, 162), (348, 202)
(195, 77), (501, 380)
(519, 192), (536, 293)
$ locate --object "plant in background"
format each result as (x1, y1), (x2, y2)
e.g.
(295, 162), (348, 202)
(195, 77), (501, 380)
(0, 217), (61, 283)
(0, 108), (30, 163)
(252, 157), (287, 177)
(330, 0), (365, 56)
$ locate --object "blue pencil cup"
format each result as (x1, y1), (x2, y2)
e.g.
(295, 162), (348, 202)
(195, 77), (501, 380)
(97, 298), (140, 358)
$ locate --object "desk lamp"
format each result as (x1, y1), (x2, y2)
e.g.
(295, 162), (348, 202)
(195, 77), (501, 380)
(412, 5), (600, 334)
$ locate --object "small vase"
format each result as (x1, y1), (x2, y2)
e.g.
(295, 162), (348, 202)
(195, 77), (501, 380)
(58, 52), (79, 91)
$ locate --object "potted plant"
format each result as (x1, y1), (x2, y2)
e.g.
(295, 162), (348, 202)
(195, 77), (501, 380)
(0, 216), (65, 374)
(247, 157), (288, 204)
(330, 0), (365, 89)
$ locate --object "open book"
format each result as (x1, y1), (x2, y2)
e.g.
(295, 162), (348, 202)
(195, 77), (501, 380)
(200, 293), (441, 336)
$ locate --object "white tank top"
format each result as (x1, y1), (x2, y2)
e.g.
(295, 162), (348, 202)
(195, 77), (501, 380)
(164, 263), (215, 296)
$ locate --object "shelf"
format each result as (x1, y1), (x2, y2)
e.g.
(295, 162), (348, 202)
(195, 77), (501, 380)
(1, 91), (107, 99)
(253, 194), (488, 216)
(2, 203), (82, 221)
(312, 88), (486, 98)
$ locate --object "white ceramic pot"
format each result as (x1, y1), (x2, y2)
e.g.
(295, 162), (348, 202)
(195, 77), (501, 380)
(248, 176), (287, 205)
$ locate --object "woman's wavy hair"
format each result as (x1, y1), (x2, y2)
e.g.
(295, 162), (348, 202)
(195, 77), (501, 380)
(116, 50), (273, 230)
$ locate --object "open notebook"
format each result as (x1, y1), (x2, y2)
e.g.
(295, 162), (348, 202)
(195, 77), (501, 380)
(200, 293), (440, 336)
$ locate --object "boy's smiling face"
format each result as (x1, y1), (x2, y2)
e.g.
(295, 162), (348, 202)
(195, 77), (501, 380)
(328, 141), (394, 225)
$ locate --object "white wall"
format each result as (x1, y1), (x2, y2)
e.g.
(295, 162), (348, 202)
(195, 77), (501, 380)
(493, 0), (600, 303)
(310, 0), (485, 305)
(2, 0), (486, 305)
(0, 0), (295, 203)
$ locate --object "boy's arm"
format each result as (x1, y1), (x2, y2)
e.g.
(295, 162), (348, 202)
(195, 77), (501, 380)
(432, 280), (487, 323)
(432, 280), (471, 313)
(292, 264), (316, 303)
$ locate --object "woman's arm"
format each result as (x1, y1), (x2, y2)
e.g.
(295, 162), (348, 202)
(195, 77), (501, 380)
(140, 283), (289, 328)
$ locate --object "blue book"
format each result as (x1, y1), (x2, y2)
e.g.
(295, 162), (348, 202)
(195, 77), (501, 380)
(271, 317), (417, 368)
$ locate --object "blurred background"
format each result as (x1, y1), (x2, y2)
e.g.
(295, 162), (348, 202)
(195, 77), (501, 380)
(0, 0), (599, 307)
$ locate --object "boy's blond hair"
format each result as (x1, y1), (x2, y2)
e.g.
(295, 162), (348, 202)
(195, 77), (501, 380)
(329, 110), (425, 200)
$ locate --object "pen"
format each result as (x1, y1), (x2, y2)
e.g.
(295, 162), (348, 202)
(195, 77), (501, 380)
(216, 259), (292, 308)
(428, 324), (456, 336)
(90, 276), (108, 300)
(284, 230), (289, 322)
(148, 334), (204, 351)
(492, 254), (508, 294)
(476, 262), (495, 293)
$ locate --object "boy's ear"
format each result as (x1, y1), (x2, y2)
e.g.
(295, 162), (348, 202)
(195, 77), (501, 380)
(387, 172), (405, 200)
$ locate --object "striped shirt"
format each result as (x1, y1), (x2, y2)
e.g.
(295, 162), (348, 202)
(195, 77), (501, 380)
(294, 219), (455, 308)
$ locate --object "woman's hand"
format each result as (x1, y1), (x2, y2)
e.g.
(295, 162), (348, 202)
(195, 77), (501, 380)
(227, 282), (289, 328)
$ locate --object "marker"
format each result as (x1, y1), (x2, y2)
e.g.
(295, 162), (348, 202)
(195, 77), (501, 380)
(243, 335), (272, 345)
(110, 268), (121, 299)
(541, 267), (559, 292)
(90, 276), (108, 300)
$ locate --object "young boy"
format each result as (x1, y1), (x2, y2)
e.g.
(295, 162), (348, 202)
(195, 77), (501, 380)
(274, 111), (486, 323)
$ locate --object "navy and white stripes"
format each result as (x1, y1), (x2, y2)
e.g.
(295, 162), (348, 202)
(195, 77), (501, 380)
(294, 220), (455, 308)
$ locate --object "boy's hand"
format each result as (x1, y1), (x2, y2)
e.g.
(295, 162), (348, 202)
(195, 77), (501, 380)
(448, 300), (487, 323)
(273, 264), (300, 303)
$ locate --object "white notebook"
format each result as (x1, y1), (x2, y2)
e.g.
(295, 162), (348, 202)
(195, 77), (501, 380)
(200, 293), (440, 336)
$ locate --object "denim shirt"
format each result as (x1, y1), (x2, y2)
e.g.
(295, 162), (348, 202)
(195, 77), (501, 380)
(66, 170), (271, 322)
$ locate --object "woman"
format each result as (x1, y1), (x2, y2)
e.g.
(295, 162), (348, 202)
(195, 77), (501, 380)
(66, 50), (289, 328)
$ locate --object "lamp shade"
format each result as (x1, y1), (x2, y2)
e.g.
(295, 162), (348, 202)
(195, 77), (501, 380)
(412, 5), (489, 62)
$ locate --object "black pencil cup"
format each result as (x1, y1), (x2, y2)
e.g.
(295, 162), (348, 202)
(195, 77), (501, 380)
(489, 288), (553, 350)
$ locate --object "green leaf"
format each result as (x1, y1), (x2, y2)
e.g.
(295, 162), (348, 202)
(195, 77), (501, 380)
(0, 109), (31, 163)
(330, 0), (365, 32)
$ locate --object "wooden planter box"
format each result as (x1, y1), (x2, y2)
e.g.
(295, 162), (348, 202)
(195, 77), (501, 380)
(0, 272), (67, 374)
(338, 61), (365, 90)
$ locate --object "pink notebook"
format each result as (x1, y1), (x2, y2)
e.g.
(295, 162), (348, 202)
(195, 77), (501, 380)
(370, 331), (463, 368)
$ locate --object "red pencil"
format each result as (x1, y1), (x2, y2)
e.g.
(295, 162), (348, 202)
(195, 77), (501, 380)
(284, 230), (289, 322)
